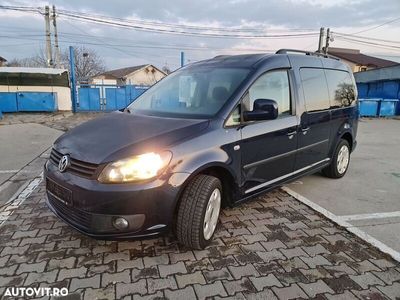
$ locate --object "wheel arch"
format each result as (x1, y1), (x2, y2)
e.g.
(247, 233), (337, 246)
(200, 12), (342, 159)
(340, 131), (353, 151)
(171, 163), (239, 230)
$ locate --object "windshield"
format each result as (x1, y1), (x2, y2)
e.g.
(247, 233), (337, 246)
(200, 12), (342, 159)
(128, 66), (249, 118)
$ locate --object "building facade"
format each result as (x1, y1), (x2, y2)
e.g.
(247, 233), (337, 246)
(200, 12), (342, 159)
(328, 47), (398, 73)
(0, 67), (71, 112)
(92, 64), (166, 86)
(0, 56), (6, 67)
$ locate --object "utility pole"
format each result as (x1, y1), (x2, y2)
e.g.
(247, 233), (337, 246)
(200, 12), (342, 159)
(324, 28), (331, 54)
(69, 46), (77, 113)
(52, 5), (61, 68)
(180, 51), (185, 67)
(317, 27), (325, 53)
(44, 6), (53, 67)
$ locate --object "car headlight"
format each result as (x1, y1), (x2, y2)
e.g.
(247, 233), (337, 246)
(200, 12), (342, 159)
(98, 151), (172, 183)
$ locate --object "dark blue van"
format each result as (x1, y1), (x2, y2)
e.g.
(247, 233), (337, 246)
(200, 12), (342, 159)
(45, 49), (358, 249)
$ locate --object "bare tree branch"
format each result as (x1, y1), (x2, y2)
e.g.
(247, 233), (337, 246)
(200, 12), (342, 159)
(6, 46), (106, 83)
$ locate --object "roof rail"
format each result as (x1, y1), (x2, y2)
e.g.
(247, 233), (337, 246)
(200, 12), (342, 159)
(275, 49), (339, 60)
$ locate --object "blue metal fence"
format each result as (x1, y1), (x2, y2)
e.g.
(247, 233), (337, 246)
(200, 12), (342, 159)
(76, 84), (148, 112)
(0, 92), (56, 112)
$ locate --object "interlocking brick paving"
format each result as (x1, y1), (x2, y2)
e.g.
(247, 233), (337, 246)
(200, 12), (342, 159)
(1, 184), (399, 299)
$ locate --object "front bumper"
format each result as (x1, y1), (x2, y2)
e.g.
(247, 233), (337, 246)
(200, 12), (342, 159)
(44, 160), (190, 239)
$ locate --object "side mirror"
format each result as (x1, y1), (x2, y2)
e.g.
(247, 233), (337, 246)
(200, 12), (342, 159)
(243, 99), (278, 122)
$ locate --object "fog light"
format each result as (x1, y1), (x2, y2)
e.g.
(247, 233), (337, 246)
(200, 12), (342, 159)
(113, 217), (129, 230)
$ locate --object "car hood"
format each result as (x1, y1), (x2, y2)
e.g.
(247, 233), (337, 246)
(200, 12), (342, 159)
(54, 111), (209, 164)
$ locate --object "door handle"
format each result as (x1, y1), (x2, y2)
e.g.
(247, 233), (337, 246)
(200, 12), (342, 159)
(287, 131), (297, 139)
(301, 127), (310, 135)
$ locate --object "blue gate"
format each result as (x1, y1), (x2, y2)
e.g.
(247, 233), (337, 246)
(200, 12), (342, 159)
(76, 84), (147, 112)
(0, 92), (56, 112)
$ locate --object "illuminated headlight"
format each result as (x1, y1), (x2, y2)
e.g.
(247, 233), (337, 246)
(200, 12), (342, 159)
(98, 152), (172, 183)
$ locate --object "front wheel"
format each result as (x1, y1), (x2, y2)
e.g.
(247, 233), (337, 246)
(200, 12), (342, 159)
(322, 139), (351, 178)
(175, 175), (222, 249)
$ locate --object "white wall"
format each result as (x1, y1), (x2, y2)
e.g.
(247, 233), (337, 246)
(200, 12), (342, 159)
(91, 78), (118, 85)
(0, 85), (72, 111)
(125, 68), (165, 86)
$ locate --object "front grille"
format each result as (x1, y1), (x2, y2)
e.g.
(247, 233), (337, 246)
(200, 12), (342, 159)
(48, 195), (92, 229)
(50, 148), (98, 178)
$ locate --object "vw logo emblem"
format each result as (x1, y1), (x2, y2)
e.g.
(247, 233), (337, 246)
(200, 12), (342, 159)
(58, 155), (70, 173)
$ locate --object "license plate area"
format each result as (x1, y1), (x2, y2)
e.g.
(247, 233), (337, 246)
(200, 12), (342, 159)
(46, 178), (73, 206)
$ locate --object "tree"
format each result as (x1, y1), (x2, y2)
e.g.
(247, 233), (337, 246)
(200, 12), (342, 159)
(6, 51), (47, 68)
(63, 46), (106, 82)
(162, 64), (171, 74)
(7, 46), (106, 82)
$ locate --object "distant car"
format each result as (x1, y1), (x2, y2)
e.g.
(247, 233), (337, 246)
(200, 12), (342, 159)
(45, 50), (358, 249)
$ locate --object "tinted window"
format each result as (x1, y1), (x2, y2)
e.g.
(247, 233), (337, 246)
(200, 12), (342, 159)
(243, 70), (291, 117)
(325, 69), (356, 108)
(300, 68), (330, 112)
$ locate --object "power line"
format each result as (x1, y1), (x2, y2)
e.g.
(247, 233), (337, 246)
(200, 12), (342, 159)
(350, 16), (400, 34)
(56, 8), (315, 34)
(335, 36), (400, 51)
(0, 5), (319, 39)
(0, 33), (278, 53)
(57, 11), (319, 39)
(0, 5), (42, 14)
(333, 32), (400, 45)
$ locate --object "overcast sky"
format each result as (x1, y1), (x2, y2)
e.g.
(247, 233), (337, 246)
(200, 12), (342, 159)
(1, 0), (400, 70)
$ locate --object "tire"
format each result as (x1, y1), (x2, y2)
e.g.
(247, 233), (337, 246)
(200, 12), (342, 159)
(175, 175), (222, 249)
(322, 139), (351, 179)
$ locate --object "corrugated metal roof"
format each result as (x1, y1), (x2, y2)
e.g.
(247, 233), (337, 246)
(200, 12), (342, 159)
(97, 64), (149, 79)
(0, 67), (68, 74)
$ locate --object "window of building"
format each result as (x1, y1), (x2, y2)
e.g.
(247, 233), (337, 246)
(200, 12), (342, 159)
(242, 70), (291, 118)
(300, 68), (330, 112)
(324, 69), (356, 108)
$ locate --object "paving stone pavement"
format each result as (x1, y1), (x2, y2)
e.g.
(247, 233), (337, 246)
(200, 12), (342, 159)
(1, 113), (400, 299)
(1, 182), (400, 300)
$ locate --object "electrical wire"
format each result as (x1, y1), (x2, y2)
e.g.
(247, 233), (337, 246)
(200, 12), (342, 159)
(350, 16), (400, 35)
(335, 36), (400, 51)
(333, 32), (400, 45)
(56, 8), (316, 34)
(57, 11), (319, 39)
(0, 33), (278, 54)
(0, 5), (319, 39)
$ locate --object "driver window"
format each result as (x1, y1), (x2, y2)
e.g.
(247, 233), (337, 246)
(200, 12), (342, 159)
(243, 70), (291, 117)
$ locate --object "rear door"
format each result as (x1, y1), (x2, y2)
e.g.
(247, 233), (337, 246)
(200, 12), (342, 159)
(294, 68), (332, 170)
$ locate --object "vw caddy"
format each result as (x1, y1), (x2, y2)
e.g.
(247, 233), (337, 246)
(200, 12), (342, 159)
(45, 49), (358, 249)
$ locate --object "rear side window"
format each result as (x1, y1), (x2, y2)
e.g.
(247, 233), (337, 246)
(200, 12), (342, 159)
(300, 68), (330, 112)
(324, 70), (356, 108)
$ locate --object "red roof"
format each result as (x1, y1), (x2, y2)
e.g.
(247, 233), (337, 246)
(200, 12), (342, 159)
(328, 49), (398, 68)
